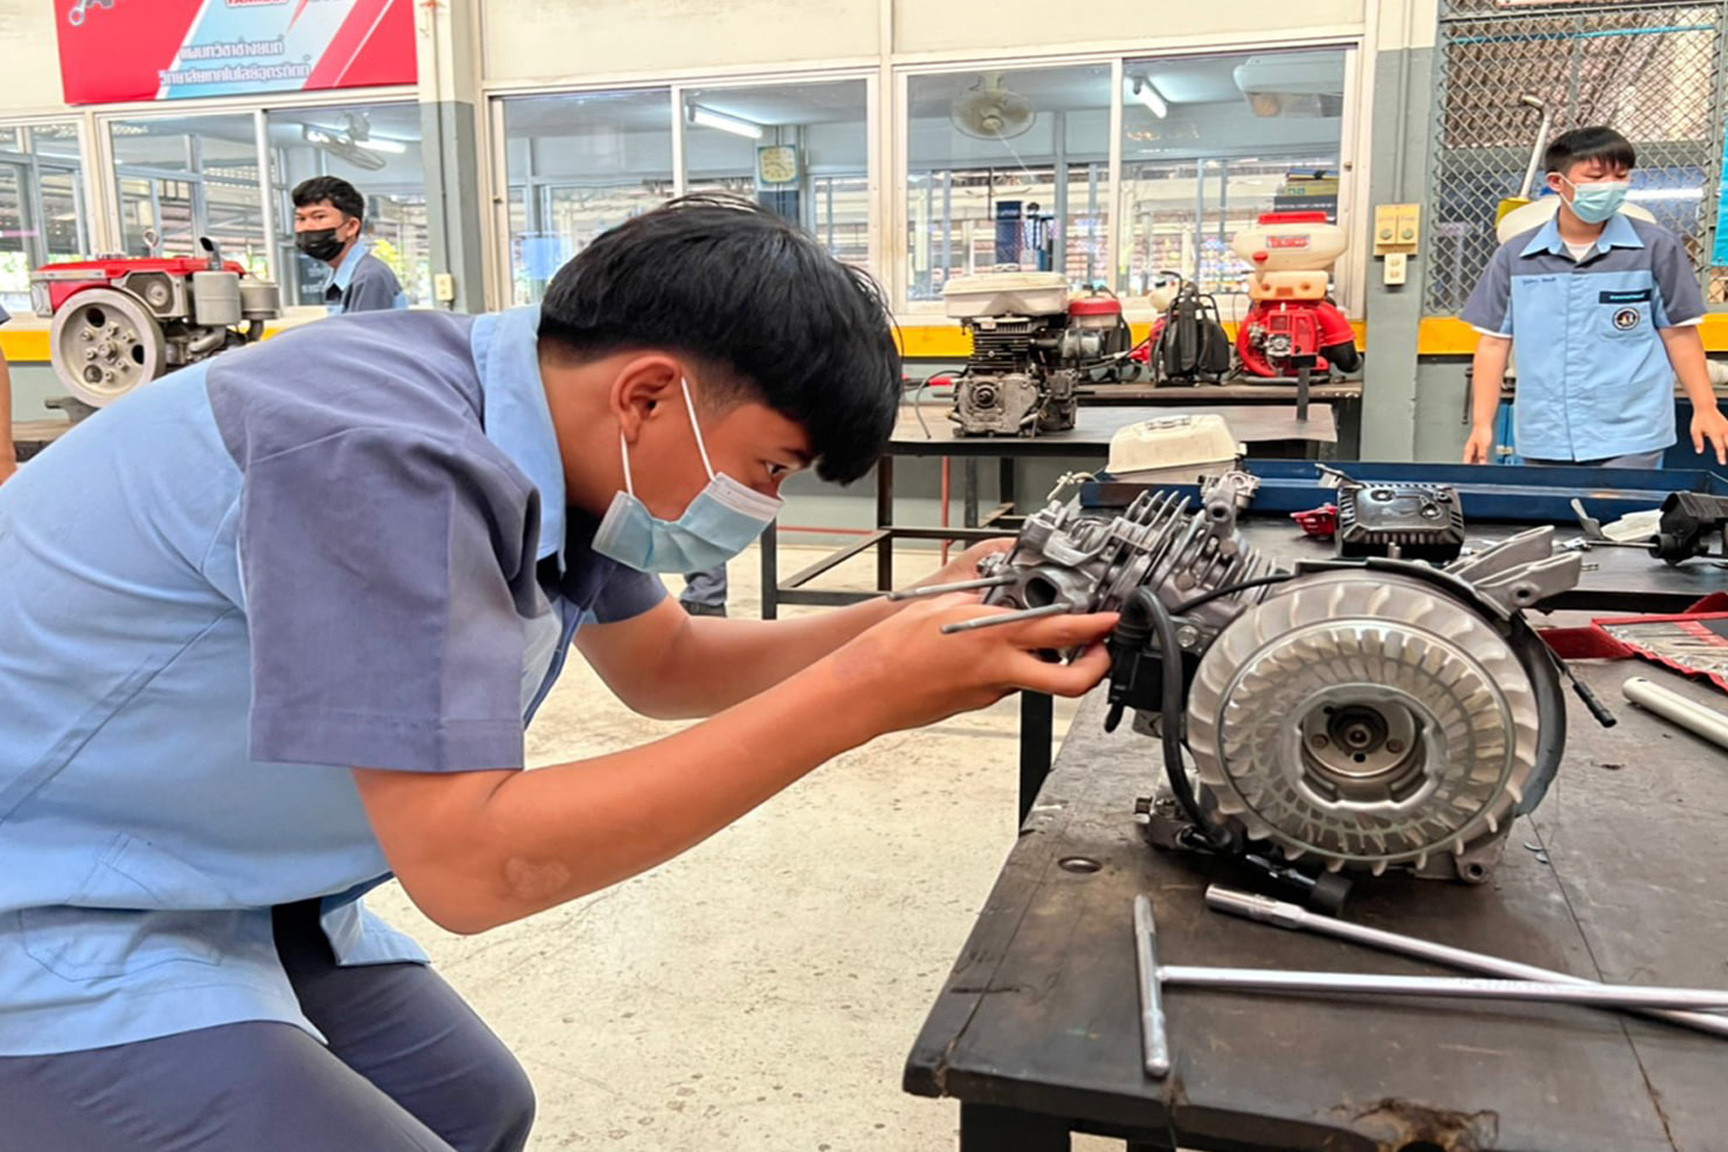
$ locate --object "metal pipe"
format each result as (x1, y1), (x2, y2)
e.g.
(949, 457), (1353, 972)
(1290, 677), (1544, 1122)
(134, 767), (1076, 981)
(939, 602), (1069, 634)
(1623, 677), (1728, 751)
(1206, 886), (1728, 1039)
(886, 574), (1017, 601)
(1157, 966), (1728, 1011)
(1133, 895), (1171, 1078)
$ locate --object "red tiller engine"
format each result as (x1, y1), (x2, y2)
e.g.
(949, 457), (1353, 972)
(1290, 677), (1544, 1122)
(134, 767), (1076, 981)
(1231, 211), (1360, 381)
(31, 237), (281, 408)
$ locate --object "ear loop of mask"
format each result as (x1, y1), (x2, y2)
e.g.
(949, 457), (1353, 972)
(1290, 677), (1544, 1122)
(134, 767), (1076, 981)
(617, 376), (714, 500)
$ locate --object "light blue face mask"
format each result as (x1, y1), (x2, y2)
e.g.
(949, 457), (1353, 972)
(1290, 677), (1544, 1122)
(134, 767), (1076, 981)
(592, 378), (785, 574)
(1562, 177), (1630, 226)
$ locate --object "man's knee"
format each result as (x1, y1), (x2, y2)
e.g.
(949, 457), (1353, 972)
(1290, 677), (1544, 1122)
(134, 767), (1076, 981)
(465, 1048), (536, 1152)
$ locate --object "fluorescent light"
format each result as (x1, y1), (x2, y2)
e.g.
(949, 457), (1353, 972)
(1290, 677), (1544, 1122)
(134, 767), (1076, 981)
(1626, 188), (1702, 202)
(689, 106), (763, 139)
(1132, 79), (1167, 119)
(355, 136), (407, 155)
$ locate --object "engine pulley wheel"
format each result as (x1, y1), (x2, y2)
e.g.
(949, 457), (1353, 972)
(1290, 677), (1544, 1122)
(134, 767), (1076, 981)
(1186, 571), (1541, 873)
(50, 287), (168, 407)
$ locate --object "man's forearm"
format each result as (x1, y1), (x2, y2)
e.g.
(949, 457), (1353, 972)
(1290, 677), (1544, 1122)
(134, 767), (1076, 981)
(1471, 338), (1510, 431)
(651, 595), (901, 715)
(1661, 326), (1719, 411)
(363, 647), (886, 933)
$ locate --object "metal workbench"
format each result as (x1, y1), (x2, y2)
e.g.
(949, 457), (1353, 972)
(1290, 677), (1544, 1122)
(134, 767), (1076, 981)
(905, 659), (1728, 1151)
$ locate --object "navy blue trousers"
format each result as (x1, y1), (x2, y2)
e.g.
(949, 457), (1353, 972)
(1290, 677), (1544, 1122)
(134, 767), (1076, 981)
(0, 901), (534, 1151)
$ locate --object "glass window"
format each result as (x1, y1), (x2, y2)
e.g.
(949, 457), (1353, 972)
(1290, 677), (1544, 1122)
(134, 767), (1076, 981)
(110, 113), (267, 278)
(1119, 49), (1346, 301)
(905, 64), (1113, 304)
(266, 103), (428, 307)
(500, 89), (674, 306)
(0, 121), (93, 315)
(680, 78), (870, 270)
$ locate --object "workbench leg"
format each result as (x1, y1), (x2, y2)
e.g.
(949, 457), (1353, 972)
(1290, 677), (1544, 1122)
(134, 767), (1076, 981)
(964, 458), (981, 528)
(958, 1103), (1069, 1152)
(759, 521), (779, 620)
(876, 456), (895, 593)
(1019, 691), (1054, 823)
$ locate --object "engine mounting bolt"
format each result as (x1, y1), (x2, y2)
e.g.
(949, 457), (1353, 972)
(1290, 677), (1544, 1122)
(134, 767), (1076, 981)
(1310, 734), (1329, 748)
(83, 348), (95, 360)
(80, 329), (93, 341)
(1387, 740), (1405, 754)
(1176, 625), (1201, 649)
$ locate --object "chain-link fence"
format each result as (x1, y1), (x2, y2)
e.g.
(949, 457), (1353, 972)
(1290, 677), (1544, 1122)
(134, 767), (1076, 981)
(1426, 1), (1725, 314)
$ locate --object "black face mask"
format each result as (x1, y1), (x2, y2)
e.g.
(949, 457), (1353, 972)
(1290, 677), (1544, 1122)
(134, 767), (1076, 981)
(295, 228), (346, 263)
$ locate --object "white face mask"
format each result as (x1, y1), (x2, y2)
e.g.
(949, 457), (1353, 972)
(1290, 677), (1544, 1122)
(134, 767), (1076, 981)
(591, 378), (784, 573)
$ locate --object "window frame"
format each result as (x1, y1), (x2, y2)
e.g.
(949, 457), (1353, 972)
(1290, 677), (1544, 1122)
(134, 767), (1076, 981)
(85, 86), (416, 287)
(484, 67), (880, 310)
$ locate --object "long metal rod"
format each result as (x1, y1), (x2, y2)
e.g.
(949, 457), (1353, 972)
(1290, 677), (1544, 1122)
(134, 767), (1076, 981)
(886, 575), (1016, 601)
(939, 602), (1069, 634)
(1205, 886), (1728, 1039)
(1623, 677), (1728, 751)
(1133, 895), (1171, 1079)
(1158, 966), (1728, 1011)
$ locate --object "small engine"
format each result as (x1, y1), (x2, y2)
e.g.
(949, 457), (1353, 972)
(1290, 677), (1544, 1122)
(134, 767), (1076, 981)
(942, 272), (1132, 436)
(32, 237), (282, 408)
(975, 476), (1591, 890)
(1232, 212), (1360, 380)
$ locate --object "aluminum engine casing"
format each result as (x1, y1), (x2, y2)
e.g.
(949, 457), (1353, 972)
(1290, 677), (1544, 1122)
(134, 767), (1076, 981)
(981, 480), (1579, 882)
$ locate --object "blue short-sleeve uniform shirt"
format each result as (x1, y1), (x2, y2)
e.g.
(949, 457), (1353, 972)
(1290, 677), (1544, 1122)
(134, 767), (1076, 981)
(0, 306), (664, 1055)
(1460, 211), (1706, 462)
(326, 239), (407, 313)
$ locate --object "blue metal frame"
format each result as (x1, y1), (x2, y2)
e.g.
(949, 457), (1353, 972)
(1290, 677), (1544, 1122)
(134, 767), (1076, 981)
(1080, 459), (1728, 524)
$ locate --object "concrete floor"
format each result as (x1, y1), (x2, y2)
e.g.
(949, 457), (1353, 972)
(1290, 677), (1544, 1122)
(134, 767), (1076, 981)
(365, 541), (1117, 1152)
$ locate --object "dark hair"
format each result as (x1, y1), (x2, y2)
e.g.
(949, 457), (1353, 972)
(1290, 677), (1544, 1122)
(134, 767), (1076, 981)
(1544, 126), (1636, 176)
(538, 195), (900, 484)
(292, 176), (365, 222)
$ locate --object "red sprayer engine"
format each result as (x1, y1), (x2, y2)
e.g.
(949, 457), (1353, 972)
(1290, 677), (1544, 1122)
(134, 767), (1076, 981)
(1232, 211), (1360, 381)
(31, 237), (282, 408)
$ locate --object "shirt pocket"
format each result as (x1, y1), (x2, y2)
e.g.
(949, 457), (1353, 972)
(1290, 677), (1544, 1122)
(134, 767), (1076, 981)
(1596, 289), (1654, 343)
(18, 835), (229, 980)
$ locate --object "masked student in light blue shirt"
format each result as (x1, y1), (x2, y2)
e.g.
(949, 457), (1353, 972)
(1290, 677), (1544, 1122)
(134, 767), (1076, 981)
(292, 175), (408, 314)
(0, 197), (1117, 1152)
(1462, 125), (1728, 469)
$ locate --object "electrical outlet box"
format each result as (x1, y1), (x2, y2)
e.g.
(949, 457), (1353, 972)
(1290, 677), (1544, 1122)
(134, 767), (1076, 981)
(1373, 204), (1421, 255)
(1384, 251), (1409, 285)
(434, 273), (456, 303)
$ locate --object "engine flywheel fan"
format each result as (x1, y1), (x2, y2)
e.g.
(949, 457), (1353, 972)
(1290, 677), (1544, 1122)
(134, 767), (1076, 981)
(50, 287), (169, 407)
(1186, 570), (1558, 880)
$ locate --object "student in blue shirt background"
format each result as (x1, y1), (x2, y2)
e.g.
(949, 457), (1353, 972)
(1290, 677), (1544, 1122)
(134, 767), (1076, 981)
(1462, 126), (1728, 469)
(293, 175), (408, 314)
(0, 197), (1115, 1151)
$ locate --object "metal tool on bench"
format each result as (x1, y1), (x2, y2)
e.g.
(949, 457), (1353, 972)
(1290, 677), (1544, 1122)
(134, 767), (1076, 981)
(1623, 677), (1728, 752)
(1135, 892), (1728, 1046)
(1205, 884), (1728, 1040)
(1132, 894), (1171, 1079)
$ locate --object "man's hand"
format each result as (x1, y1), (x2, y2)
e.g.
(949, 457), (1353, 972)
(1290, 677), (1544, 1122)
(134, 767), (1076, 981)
(832, 593), (1117, 733)
(1463, 426), (1494, 465)
(0, 458), (15, 487)
(1692, 406), (1728, 466)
